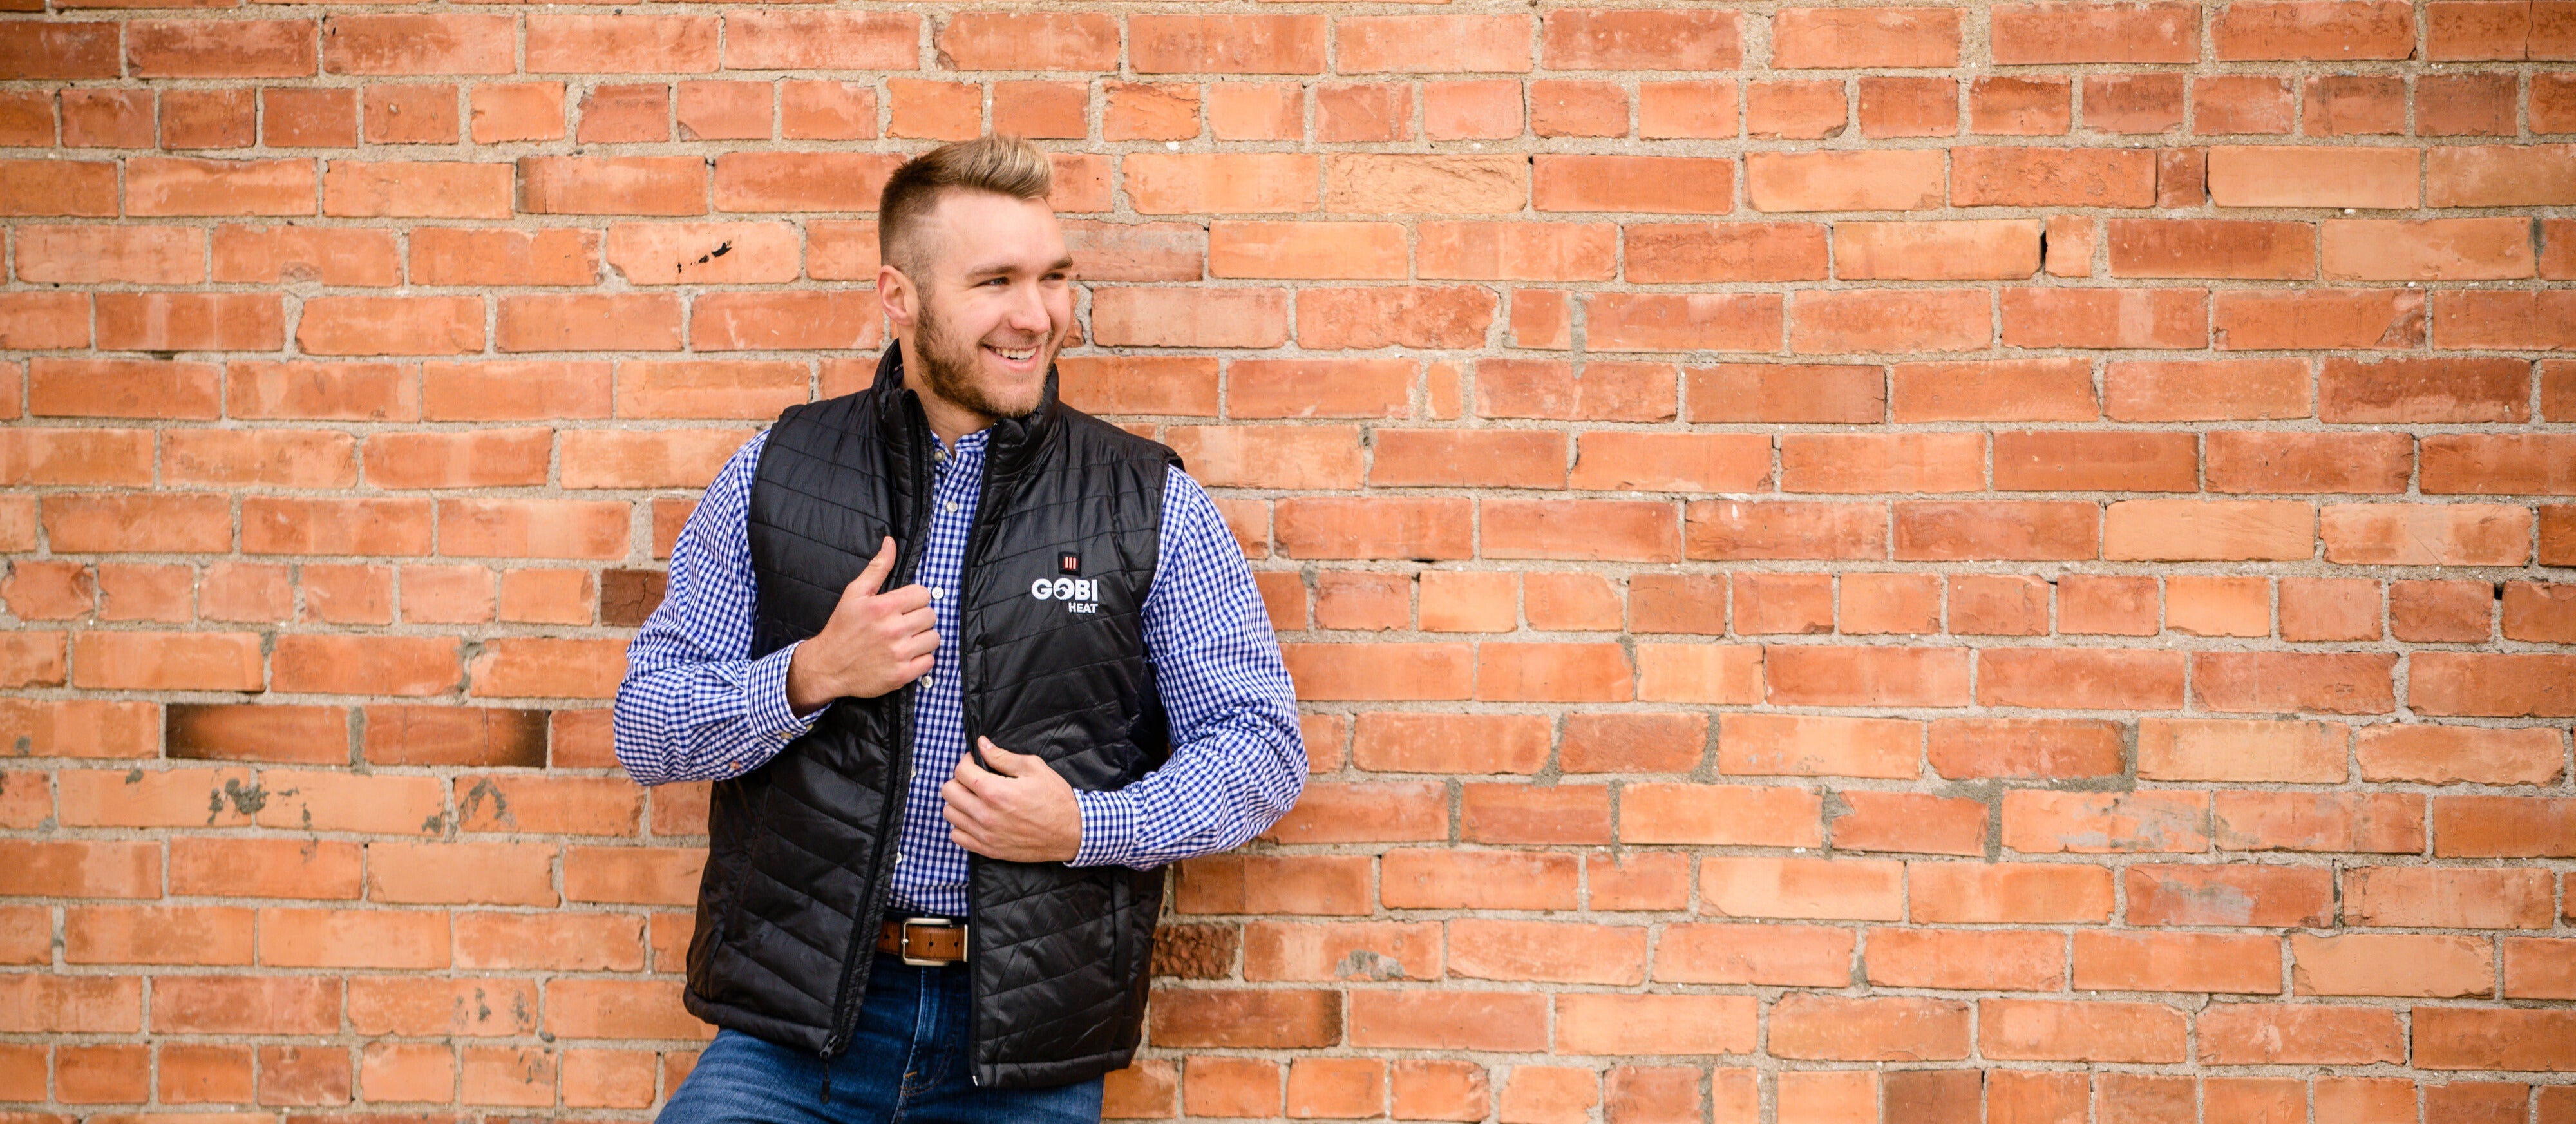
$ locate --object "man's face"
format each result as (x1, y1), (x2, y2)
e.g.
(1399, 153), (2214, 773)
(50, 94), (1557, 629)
(886, 191), (1075, 422)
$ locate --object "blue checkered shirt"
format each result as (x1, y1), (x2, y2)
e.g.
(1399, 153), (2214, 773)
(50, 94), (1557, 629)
(614, 427), (1305, 917)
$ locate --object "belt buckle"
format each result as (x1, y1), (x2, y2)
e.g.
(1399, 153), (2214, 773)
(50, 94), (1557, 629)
(899, 916), (964, 967)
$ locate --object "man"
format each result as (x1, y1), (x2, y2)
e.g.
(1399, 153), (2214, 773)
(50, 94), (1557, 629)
(614, 134), (1305, 1121)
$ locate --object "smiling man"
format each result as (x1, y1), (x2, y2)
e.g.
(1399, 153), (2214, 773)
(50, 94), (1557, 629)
(614, 135), (1305, 1121)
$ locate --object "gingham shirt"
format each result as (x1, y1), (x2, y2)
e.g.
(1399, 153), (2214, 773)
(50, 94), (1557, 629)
(614, 427), (1305, 917)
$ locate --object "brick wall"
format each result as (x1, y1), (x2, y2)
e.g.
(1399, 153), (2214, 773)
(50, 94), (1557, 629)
(3, 0), (2574, 1119)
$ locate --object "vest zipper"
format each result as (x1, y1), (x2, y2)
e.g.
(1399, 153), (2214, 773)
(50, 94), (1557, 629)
(953, 446), (1011, 1087)
(817, 410), (938, 1066)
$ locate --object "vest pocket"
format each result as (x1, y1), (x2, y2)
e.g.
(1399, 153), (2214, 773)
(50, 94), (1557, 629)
(1108, 870), (1131, 977)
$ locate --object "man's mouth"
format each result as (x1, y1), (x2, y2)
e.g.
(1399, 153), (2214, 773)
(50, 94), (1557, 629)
(985, 343), (1041, 364)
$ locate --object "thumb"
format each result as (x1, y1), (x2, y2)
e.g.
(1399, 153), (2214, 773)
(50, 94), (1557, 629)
(977, 737), (1036, 776)
(850, 535), (898, 595)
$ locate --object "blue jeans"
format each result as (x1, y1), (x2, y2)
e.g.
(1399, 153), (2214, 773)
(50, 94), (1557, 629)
(658, 953), (1104, 1124)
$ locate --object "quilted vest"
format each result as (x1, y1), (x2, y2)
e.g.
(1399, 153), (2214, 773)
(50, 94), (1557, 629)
(680, 343), (1179, 1088)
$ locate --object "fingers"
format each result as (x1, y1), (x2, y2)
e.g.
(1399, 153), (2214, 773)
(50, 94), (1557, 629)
(976, 737), (1034, 777)
(943, 801), (990, 856)
(889, 605), (938, 640)
(878, 583), (933, 613)
(949, 749), (998, 797)
(894, 652), (934, 687)
(942, 779), (983, 824)
(849, 536), (898, 595)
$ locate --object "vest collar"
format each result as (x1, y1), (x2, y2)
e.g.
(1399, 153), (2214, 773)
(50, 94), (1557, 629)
(867, 341), (1062, 480)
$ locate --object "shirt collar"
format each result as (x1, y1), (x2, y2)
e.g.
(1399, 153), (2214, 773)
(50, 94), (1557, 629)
(933, 428), (990, 462)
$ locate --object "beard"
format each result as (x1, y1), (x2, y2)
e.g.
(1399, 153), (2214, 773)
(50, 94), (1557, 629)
(911, 298), (1049, 421)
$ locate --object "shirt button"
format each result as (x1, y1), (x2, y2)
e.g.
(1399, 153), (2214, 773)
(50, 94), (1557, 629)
(943, 501), (959, 515)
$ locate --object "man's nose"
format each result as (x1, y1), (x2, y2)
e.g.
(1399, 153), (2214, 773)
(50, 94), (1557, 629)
(1004, 280), (1051, 334)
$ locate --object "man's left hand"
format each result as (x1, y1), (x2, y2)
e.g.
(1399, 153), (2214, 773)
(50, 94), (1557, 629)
(942, 737), (1081, 862)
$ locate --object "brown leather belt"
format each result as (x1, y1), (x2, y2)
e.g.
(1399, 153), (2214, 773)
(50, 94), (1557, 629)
(875, 917), (968, 965)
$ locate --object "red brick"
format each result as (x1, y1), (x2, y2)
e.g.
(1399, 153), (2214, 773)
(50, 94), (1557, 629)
(1654, 924), (1853, 986)
(1555, 993), (1757, 1055)
(1448, 919), (1644, 985)
(95, 294), (284, 352)
(1837, 790), (1989, 855)
(2069, 931), (2281, 993)
(1621, 782), (1821, 846)
(2130, 863), (2333, 926)
(1794, 288), (1991, 354)
(1210, 220), (1405, 280)
(2432, 142), (2576, 208)
(723, 11), (914, 70)
(1521, 573), (1622, 632)
(1774, 993), (1972, 1061)
(1531, 155), (1733, 215)
(1336, 14), (1529, 73)
(1870, 928), (2064, 991)
(2206, 432), (2412, 495)
(1, 22), (120, 79)
(1995, 430), (2195, 491)
(1746, 79), (1848, 140)
(0, 158), (118, 216)
(1894, 500), (2096, 560)
(1953, 146), (2156, 207)
(1911, 861), (2114, 924)
(2323, 502), (2532, 566)
(2005, 790), (2210, 854)
(2199, 1004), (2407, 1064)
(1701, 856), (1903, 921)
(1774, 6), (1960, 66)
(936, 12), (1117, 71)
(155, 976), (338, 1035)
(2293, 932), (2496, 997)
(2416, 1009), (2576, 1071)
(2429, 426), (2576, 495)
(1973, 75), (2074, 135)
(1132, 14), (1325, 74)
(1391, 1063), (1477, 1121)
(1386, 848), (1580, 911)
(1092, 287), (1290, 349)
(2001, 287), (2207, 350)
(2326, 216), (2537, 280)
(1856, 75), (1959, 139)
(1995, 2), (2200, 61)
(2108, 218), (2315, 278)
(1839, 219), (2041, 280)
(2215, 0), (2417, 59)
(1981, 998), (2188, 1063)
(1747, 149), (1946, 212)
(1178, 855), (1372, 916)
(1239, 920), (1435, 983)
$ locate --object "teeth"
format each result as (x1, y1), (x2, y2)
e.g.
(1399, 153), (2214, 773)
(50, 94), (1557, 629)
(991, 345), (1037, 361)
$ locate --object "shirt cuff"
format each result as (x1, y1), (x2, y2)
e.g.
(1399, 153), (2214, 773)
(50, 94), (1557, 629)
(1070, 788), (1143, 868)
(748, 640), (827, 739)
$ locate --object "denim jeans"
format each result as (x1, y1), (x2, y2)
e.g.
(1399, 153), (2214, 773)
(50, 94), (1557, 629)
(658, 953), (1105, 1124)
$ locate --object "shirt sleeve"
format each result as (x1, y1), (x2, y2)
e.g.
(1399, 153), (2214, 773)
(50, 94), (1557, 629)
(611, 430), (823, 786)
(1069, 467), (1306, 869)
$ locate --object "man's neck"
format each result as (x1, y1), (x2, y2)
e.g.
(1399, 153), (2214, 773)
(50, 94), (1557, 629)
(896, 337), (994, 449)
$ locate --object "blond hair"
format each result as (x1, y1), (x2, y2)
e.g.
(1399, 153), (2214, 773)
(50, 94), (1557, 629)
(876, 134), (1054, 277)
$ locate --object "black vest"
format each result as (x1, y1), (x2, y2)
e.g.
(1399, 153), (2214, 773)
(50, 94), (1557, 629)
(682, 344), (1179, 1088)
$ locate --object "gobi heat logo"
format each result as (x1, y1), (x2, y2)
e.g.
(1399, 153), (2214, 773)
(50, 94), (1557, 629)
(1032, 576), (1100, 614)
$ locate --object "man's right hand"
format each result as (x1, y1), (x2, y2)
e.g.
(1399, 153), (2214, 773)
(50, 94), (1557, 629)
(784, 536), (938, 714)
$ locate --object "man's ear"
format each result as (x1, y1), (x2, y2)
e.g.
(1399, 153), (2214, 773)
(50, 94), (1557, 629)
(878, 262), (916, 330)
